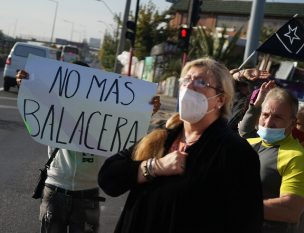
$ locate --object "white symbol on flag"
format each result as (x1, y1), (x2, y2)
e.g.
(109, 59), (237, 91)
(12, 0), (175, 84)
(276, 24), (304, 54)
(284, 25), (300, 44)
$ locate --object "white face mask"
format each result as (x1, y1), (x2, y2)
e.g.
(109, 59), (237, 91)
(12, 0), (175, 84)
(179, 87), (220, 124)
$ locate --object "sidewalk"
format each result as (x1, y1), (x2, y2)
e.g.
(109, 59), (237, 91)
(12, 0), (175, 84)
(149, 94), (177, 131)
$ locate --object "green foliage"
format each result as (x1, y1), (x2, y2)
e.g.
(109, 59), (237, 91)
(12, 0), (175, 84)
(188, 26), (243, 67)
(99, 32), (117, 71)
(134, 1), (175, 59)
(159, 54), (183, 81)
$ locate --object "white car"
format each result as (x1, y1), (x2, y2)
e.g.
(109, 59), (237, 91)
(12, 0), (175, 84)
(3, 42), (57, 91)
(60, 45), (80, 63)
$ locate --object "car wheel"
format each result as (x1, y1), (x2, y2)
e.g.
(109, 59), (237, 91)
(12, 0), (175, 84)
(4, 80), (10, 92)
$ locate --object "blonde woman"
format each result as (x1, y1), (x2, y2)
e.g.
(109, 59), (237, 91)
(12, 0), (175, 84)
(98, 57), (263, 233)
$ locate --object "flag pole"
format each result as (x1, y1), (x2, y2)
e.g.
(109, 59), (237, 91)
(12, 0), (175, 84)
(238, 51), (256, 70)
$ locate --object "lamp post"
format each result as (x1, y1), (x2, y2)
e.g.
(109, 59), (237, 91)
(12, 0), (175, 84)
(95, 0), (115, 18)
(80, 24), (87, 42)
(48, 0), (58, 43)
(97, 20), (114, 34)
(63, 19), (74, 42)
(95, 0), (124, 73)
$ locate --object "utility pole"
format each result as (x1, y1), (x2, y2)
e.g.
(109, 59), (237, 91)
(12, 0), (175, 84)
(114, 0), (131, 73)
(48, 0), (58, 43)
(182, 0), (194, 67)
(243, 0), (265, 66)
(127, 0), (140, 76)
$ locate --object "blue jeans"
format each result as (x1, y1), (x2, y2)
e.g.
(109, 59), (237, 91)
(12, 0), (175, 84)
(39, 186), (100, 233)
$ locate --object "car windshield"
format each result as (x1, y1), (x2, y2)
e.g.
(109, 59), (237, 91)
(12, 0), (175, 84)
(14, 45), (46, 58)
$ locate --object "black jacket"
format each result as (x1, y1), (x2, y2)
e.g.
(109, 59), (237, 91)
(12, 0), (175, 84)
(98, 118), (263, 233)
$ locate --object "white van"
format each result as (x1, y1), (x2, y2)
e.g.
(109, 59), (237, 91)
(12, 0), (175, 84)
(60, 45), (80, 63)
(3, 42), (57, 91)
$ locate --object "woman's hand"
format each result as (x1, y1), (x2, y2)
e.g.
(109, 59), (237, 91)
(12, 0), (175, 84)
(16, 70), (29, 86)
(154, 150), (188, 176)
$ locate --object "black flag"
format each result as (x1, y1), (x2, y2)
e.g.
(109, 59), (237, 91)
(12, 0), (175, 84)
(257, 17), (304, 60)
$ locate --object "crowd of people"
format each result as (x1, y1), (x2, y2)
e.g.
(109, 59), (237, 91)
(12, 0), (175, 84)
(17, 56), (304, 233)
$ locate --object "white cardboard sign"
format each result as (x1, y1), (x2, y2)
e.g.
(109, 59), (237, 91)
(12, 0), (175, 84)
(17, 55), (157, 157)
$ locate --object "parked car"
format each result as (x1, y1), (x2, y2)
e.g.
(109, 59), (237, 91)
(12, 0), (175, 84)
(3, 42), (57, 91)
(60, 45), (80, 63)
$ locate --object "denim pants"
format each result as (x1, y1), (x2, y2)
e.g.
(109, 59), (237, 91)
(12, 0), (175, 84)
(39, 186), (100, 233)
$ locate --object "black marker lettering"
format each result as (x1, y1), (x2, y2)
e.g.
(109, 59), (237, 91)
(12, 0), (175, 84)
(121, 81), (135, 105)
(84, 111), (102, 149)
(86, 75), (107, 101)
(110, 117), (128, 152)
(40, 105), (55, 140)
(97, 113), (113, 152)
(55, 106), (67, 145)
(123, 121), (138, 149)
(69, 112), (85, 144)
(49, 66), (67, 96)
(104, 79), (119, 103)
(23, 99), (40, 137)
(64, 70), (80, 98)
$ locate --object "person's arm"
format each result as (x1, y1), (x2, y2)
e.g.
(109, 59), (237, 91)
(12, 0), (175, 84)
(16, 70), (29, 86)
(238, 104), (261, 138)
(264, 194), (304, 223)
(230, 68), (271, 82)
(264, 152), (304, 223)
(238, 81), (276, 138)
(98, 147), (187, 197)
(98, 148), (141, 197)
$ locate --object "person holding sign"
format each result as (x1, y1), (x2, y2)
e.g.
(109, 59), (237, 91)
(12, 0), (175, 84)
(16, 60), (161, 233)
(98, 57), (263, 233)
(16, 62), (104, 233)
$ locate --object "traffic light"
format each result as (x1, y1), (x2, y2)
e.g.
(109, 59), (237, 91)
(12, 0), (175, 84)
(178, 26), (191, 51)
(191, 0), (203, 27)
(125, 20), (136, 46)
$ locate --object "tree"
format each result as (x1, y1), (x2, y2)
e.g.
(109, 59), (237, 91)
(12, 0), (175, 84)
(134, 1), (175, 59)
(188, 26), (243, 68)
(99, 32), (116, 71)
(160, 26), (243, 81)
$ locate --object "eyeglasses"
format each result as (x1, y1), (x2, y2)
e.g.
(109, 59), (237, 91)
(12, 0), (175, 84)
(179, 76), (223, 93)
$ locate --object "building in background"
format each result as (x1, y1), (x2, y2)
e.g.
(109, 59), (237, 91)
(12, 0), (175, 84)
(89, 38), (101, 49)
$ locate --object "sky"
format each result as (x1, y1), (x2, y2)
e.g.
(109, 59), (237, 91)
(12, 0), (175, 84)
(1, 0), (304, 43)
(0, 0), (172, 42)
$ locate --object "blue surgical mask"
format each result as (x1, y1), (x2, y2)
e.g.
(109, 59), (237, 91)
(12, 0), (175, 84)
(257, 125), (286, 144)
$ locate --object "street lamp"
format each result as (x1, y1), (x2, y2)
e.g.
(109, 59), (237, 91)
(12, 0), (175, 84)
(48, 0), (58, 43)
(79, 24), (87, 42)
(97, 20), (114, 32)
(63, 19), (74, 42)
(95, 0), (115, 18)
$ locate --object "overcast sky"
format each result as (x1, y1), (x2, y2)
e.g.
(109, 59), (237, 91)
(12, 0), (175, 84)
(0, 0), (303, 42)
(0, 0), (172, 42)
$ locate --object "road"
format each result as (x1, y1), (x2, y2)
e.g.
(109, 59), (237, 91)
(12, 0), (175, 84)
(0, 67), (177, 233)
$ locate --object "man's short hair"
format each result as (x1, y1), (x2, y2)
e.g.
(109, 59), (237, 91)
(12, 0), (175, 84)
(262, 87), (299, 118)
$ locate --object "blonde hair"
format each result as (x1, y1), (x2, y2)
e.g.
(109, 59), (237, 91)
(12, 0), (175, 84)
(132, 113), (182, 161)
(180, 57), (235, 119)
(132, 57), (234, 161)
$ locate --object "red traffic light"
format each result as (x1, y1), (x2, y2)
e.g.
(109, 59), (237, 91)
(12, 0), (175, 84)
(178, 27), (191, 51)
(181, 28), (188, 38)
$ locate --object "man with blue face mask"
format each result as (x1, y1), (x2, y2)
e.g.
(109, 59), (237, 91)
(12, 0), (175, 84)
(239, 82), (304, 233)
